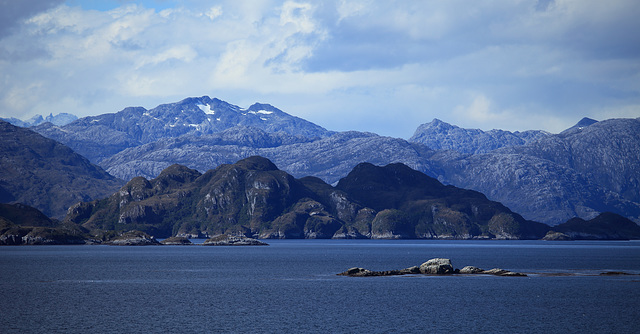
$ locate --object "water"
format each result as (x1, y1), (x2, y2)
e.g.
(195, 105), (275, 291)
(1, 240), (639, 333)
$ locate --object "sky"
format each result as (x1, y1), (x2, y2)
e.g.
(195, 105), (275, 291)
(1, 0), (639, 138)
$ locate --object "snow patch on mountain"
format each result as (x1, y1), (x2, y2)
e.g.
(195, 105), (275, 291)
(197, 104), (215, 115)
(248, 110), (274, 115)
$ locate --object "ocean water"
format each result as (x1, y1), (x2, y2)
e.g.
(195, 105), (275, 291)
(1, 240), (639, 333)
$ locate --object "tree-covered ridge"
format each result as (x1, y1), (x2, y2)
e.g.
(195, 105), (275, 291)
(65, 156), (549, 240)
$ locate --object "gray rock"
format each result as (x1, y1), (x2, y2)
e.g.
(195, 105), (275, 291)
(338, 267), (374, 277)
(459, 266), (484, 274)
(481, 268), (527, 277)
(338, 259), (527, 277)
(337, 266), (420, 277)
(419, 258), (454, 274)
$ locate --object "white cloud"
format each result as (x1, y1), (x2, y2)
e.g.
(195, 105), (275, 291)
(455, 95), (495, 123)
(0, 0), (639, 138)
(203, 6), (222, 20)
(336, 0), (370, 23)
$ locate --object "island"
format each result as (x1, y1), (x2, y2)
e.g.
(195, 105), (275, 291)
(338, 258), (527, 277)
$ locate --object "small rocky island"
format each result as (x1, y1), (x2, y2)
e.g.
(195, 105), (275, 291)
(202, 234), (268, 246)
(338, 258), (527, 277)
(102, 232), (268, 246)
(105, 231), (161, 246)
(160, 236), (193, 245)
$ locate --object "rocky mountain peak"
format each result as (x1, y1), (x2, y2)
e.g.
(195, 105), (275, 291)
(562, 117), (598, 133)
(573, 117), (598, 128)
(32, 96), (334, 164)
(154, 164), (202, 187)
(234, 156), (280, 172)
(246, 102), (281, 113)
(337, 162), (461, 211)
(409, 118), (550, 154)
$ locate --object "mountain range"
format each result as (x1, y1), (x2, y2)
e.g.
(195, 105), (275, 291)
(33, 96), (331, 163)
(65, 156), (549, 240)
(2, 113), (77, 128)
(3, 95), (639, 227)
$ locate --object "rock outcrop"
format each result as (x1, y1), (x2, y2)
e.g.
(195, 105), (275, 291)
(542, 231), (572, 241)
(202, 234), (268, 246)
(0, 225), (86, 245)
(0, 203), (88, 245)
(106, 231), (161, 246)
(338, 258), (527, 277)
(419, 258), (454, 274)
(160, 236), (193, 245)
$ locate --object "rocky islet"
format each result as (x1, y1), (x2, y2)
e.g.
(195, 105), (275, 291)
(338, 258), (527, 277)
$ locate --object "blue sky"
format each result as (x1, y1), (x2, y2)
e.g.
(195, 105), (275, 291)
(1, 0), (639, 138)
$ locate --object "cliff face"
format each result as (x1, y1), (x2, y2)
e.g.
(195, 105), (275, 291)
(65, 156), (549, 240)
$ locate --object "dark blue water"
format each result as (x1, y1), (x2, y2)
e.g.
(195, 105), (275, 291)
(1, 240), (639, 333)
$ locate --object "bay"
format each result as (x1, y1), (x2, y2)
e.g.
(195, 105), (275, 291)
(1, 240), (639, 333)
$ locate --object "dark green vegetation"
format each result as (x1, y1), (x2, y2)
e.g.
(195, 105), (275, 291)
(65, 156), (549, 240)
(0, 203), (85, 245)
(2, 155), (638, 243)
(0, 120), (124, 218)
(545, 212), (640, 240)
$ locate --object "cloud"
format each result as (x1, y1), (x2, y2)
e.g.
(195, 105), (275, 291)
(0, 0), (639, 138)
(0, 0), (64, 38)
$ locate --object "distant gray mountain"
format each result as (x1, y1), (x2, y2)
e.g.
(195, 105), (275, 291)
(101, 128), (437, 183)
(502, 118), (640, 205)
(424, 117), (640, 225)
(33, 96), (333, 163)
(409, 118), (550, 154)
(2, 113), (78, 127)
(429, 149), (640, 225)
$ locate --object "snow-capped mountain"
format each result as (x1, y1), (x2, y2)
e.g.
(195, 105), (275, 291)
(33, 96), (333, 163)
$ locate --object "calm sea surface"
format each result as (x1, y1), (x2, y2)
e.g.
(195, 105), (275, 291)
(1, 240), (639, 333)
